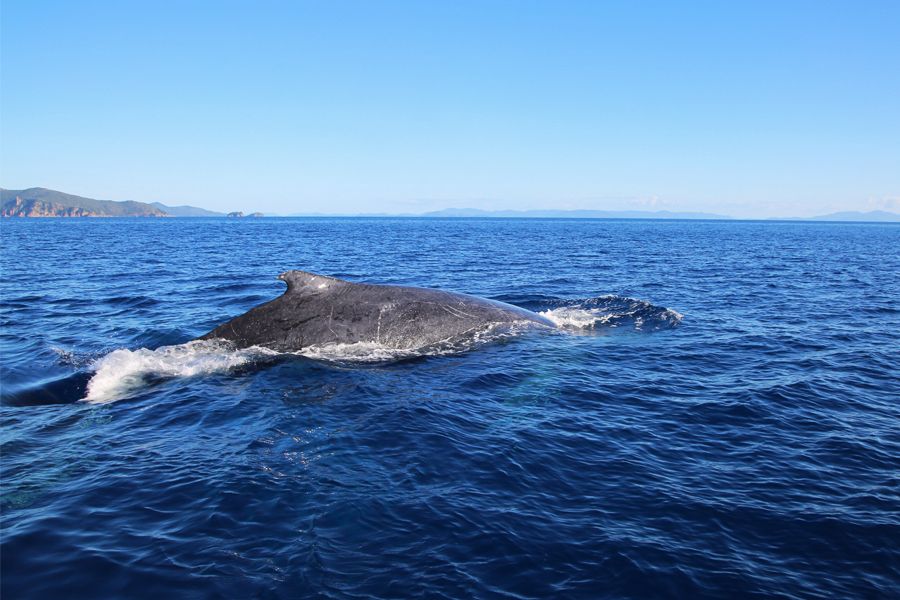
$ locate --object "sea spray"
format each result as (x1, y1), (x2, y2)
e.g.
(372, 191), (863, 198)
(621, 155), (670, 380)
(538, 296), (683, 331)
(84, 340), (277, 403)
(82, 297), (681, 401)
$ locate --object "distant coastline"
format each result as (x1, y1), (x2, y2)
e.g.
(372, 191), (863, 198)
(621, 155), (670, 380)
(1, 188), (231, 218)
(2, 187), (898, 222)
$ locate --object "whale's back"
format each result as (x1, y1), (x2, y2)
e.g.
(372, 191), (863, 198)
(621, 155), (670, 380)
(199, 270), (553, 351)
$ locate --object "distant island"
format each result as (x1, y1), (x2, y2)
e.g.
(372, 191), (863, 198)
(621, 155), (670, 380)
(2, 187), (169, 217)
(417, 208), (898, 221)
(1, 187), (230, 218)
(226, 211), (265, 218)
(421, 208), (732, 219)
(287, 207), (899, 221)
(149, 202), (222, 217)
(776, 210), (900, 223)
(282, 208), (733, 219)
(2, 187), (898, 222)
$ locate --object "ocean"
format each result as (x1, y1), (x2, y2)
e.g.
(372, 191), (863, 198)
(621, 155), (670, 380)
(1, 218), (898, 598)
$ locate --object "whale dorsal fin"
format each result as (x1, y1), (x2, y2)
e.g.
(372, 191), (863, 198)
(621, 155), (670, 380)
(277, 270), (350, 294)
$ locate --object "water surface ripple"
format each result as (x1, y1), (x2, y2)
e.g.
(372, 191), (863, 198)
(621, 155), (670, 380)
(2, 218), (898, 598)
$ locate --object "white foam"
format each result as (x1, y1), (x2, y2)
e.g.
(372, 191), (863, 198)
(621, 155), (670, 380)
(79, 301), (682, 403)
(83, 340), (276, 403)
(296, 321), (533, 363)
(539, 307), (616, 329)
(539, 304), (684, 330)
(296, 341), (422, 363)
(80, 321), (535, 402)
(658, 308), (685, 324)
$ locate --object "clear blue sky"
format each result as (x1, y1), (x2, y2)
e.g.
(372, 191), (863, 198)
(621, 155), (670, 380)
(2, 0), (898, 217)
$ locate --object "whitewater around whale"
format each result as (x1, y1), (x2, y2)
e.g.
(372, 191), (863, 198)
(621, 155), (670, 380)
(3, 272), (682, 405)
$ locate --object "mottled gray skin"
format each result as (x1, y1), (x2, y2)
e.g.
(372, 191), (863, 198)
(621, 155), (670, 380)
(199, 270), (555, 351)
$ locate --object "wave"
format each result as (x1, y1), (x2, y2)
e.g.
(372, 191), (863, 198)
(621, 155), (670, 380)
(83, 340), (278, 403)
(78, 322), (536, 403)
(537, 295), (683, 332)
(74, 295), (680, 403)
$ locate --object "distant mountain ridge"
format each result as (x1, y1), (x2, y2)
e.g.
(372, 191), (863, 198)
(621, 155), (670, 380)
(149, 202), (223, 217)
(1, 187), (222, 217)
(420, 208), (732, 219)
(284, 208), (732, 218)
(420, 208), (899, 221)
(3, 187), (898, 221)
(779, 210), (899, 222)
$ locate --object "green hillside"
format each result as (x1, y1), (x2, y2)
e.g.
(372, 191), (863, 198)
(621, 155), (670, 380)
(1, 187), (167, 217)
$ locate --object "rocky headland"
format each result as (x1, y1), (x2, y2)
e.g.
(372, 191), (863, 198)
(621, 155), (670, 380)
(1, 187), (230, 217)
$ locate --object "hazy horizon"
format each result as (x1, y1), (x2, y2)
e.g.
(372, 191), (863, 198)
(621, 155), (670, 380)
(2, 1), (898, 218)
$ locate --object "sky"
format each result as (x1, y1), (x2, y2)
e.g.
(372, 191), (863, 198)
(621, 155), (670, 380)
(1, 0), (898, 217)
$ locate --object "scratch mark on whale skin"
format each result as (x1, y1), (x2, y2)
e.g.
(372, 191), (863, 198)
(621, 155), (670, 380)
(327, 305), (337, 337)
(376, 308), (383, 344)
(441, 304), (477, 320)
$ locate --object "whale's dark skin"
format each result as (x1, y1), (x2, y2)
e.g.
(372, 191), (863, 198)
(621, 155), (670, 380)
(198, 270), (555, 352)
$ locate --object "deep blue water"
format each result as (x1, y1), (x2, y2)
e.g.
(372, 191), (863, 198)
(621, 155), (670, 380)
(1, 218), (898, 599)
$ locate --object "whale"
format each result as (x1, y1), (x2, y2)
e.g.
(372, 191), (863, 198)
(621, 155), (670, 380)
(198, 270), (555, 352)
